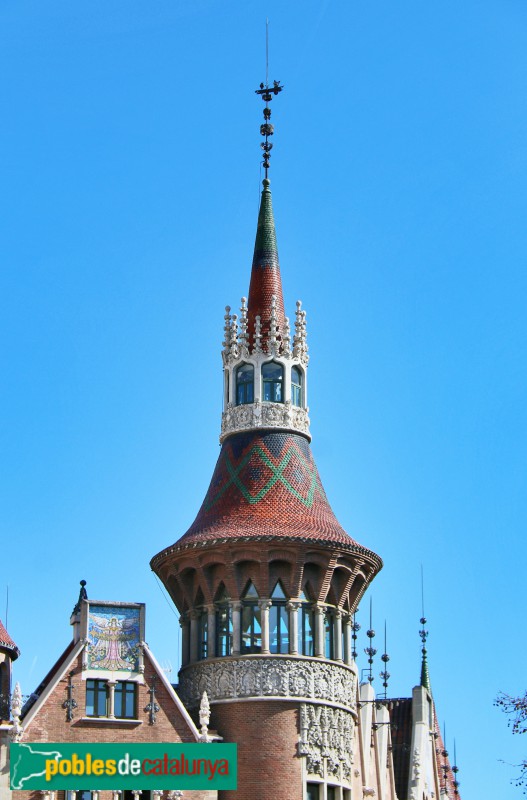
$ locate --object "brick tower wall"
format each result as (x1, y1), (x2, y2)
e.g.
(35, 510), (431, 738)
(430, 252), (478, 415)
(209, 701), (302, 800)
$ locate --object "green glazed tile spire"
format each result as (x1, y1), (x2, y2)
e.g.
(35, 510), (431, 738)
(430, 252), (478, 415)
(252, 178), (279, 271)
(247, 178), (286, 348)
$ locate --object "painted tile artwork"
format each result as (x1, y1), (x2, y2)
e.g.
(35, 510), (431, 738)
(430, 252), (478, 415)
(87, 605), (141, 672)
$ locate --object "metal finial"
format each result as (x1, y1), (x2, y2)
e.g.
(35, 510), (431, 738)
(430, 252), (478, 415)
(380, 620), (391, 698)
(364, 596), (377, 684)
(72, 579), (88, 615)
(452, 739), (460, 796)
(419, 566), (432, 692)
(351, 611), (361, 661)
(255, 22), (283, 180)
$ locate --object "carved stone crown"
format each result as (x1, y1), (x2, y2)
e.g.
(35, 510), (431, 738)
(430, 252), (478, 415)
(221, 295), (310, 442)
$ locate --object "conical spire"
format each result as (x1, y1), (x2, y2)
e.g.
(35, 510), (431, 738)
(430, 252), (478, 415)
(247, 179), (286, 351)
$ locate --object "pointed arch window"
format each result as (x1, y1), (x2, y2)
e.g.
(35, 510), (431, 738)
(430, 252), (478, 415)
(215, 587), (232, 657)
(270, 581), (289, 654)
(241, 581), (261, 654)
(236, 363), (254, 405)
(291, 366), (303, 407)
(262, 361), (284, 403)
(299, 589), (315, 656)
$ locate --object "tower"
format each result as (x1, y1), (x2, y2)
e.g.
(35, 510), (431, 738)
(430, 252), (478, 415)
(150, 80), (383, 800)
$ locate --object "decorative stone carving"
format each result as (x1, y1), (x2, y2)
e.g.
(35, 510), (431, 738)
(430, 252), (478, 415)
(199, 691), (211, 741)
(179, 656), (356, 714)
(299, 703), (355, 782)
(10, 682), (23, 741)
(221, 400), (310, 442)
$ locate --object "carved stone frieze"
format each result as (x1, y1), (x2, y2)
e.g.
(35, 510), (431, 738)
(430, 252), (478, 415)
(179, 656), (356, 713)
(220, 400), (311, 442)
(299, 703), (355, 782)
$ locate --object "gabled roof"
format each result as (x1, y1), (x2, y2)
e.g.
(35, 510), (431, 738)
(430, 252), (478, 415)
(20, 638), (202, 743)
(0, 619), (20, 659)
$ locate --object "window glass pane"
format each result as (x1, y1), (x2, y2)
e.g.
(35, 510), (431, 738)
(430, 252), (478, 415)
(325, 612), (334, 659)
(292, 366), (301, 384)
(301, 607), (314, 656)
(241, 604), (261, 653)
(124, 684), (135, 718)
(327, 787), (336, 800)
(269, 605), (278, 654)
(86, 681), (95, 716)
(243, 581), (259, 599)
(279, 605), (289, 653)
(236, 364), (254, 405)
(199, 613), (208, 660)
(271, 581), (286, 599)
(262, 362), (283, 380)
(114, 685), (123, 718)
(216, 606), (232, 656)
(306, 784), (320, 800)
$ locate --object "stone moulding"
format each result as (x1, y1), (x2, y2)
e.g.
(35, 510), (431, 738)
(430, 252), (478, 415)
(220, 400), (311, 443)
(178, 656), (357, 714)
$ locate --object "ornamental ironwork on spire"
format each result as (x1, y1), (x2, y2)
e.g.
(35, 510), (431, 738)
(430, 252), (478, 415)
(220, 81), (311, 443)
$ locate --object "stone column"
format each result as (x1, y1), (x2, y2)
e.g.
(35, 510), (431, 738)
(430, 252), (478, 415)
(190, 611), (199, 663)
(334, 610), (343, 661)
(259, 599), (272, 654)
(206, 604), (216, 659)
(180, 613), (190, 667)
(287, 601), (300, 655)
(107, 680), (116, 719)
(314, 604), (326, 658)
(343, 613), (353, 666)
(232, 601), (242, 656)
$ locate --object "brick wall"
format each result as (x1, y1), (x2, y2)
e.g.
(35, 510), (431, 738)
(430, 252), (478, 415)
(12, 651), (216, 800)
(210, 701), (301, 800)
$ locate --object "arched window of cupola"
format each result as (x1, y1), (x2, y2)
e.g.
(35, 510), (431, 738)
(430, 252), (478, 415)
(241, 581), (261, 654)
(262, 361), (284, 403)
(236, 363), (254, 405)
(299, 588), (315, 657)
(291, 365), (303, 407)
(214, 584), (232, 657)
(270, 581), (289, 654)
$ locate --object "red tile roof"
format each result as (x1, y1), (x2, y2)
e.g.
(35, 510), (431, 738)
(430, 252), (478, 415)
(0, 619), (20, 659)
(160, 431), (380, 561)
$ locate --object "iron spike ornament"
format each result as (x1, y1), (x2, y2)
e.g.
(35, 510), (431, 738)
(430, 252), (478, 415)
(144, 674), (160, 725)
(364, 596), (377, 684)
(255, 80), (283, 178)
(379, 620), (391, 698)
(62, 670), (78, 722)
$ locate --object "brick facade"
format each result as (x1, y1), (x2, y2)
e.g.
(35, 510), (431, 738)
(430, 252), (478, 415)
(209, 701), (301, 800)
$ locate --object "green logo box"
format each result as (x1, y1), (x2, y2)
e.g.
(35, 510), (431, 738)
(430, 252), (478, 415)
(11, 743), (237, 790)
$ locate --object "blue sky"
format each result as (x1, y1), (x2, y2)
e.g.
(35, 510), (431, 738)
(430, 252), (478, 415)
(2, 2), (527, 797)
